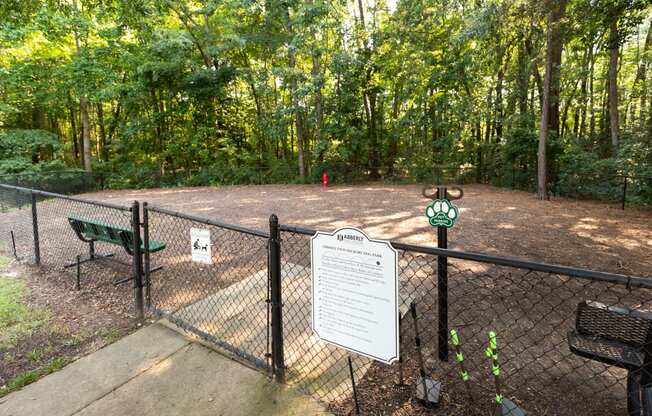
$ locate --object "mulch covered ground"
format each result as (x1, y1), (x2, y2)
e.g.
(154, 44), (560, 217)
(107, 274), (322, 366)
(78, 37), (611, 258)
(89, 183), (651, 277)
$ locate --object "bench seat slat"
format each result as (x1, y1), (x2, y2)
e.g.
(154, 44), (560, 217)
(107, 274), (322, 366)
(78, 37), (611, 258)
(568, 331), (644, 370)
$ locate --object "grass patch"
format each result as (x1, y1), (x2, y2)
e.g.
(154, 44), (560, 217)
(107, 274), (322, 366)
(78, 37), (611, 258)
(98, 327), (122, 344)
(0, 357), (66, 398)
(0, 251), (9, 268)
(0, 277), (50, 350)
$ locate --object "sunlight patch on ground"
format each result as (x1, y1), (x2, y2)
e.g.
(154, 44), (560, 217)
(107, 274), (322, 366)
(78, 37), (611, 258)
(571, 223), (599, 231)
(614, 238), (643, 249)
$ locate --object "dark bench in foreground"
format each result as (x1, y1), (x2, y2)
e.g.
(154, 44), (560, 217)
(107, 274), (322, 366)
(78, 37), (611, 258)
(568, 300), (652, 416)
(66, 216), (165, 289)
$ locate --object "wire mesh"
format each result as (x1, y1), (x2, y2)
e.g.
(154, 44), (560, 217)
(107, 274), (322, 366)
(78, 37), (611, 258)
(279, 229), (652, 416)
(0, 185), (137, 317)
(0, 171), (102, 195)
(145, 206), (271, 370)
(0, 186), (35, 261)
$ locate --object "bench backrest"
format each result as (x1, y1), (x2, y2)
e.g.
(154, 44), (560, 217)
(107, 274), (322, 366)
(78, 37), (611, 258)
(69, 217), (134, 251)
(576, 301), (652, 347)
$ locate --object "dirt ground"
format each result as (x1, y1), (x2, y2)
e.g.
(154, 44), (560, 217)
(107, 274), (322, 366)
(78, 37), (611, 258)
(85, 183), (651, 277)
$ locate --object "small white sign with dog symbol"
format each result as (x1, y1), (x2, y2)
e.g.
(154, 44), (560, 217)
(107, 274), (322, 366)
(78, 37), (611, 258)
(190, 228), (212, 264)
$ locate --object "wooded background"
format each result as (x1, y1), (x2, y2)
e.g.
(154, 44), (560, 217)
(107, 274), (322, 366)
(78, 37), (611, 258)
(0, 0), (650, 203)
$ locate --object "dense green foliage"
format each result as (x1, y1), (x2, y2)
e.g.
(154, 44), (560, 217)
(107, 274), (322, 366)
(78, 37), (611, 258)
(0, 1), (650, 203)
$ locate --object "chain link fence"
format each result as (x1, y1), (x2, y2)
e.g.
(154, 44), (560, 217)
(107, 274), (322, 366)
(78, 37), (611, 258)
(1, 182), (651, 415)
(143, 205), (271, 370)
(278, 227), (652, 416)
(0, 184), (137, 317)
(0, 170), (103, 195)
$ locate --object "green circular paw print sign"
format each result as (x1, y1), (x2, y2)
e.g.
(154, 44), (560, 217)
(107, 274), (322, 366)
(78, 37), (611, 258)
(426, 199), (459, 228)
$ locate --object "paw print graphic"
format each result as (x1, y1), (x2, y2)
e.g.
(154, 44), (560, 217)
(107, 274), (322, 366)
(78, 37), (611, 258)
(425, 199), (459, 228)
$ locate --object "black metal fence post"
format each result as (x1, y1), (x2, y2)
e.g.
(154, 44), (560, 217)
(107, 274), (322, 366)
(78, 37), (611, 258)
(132, 201), (144, 319)
(437, 187), (449, 362)
(10, 231), (17, 259)
(30, 191), (40, 265)
(269, 214), (285, 383)
(621, 175), (628, 210)
(143, 202), (151, 309)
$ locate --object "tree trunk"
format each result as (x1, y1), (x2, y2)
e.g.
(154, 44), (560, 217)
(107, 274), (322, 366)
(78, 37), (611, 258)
(307, 0), (323, 155)
(80, 96), (92, 172)
(579, 43), (593, 138)
(386, 83), (400, 176)
(517, 37), (529, 119)
(608, 18), (620, 152)
(635, 23), (652, 128)
(495, 45), (504, 142)
(72, 0), (91, 172)
(284, 5), (305, 178)
(312, 50), (323, 142)
(97, 103), (107, 162)
(69, 105), (79, 163)
(289, 51), (305, 178)
(538, 0), (567, 200)
(524, 33), (543, 111)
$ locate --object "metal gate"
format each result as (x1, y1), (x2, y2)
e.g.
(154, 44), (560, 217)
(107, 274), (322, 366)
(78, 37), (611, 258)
(143, 205), (271, 370)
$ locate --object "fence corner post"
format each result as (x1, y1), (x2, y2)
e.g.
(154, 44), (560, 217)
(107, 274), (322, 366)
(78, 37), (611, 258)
(436, 187), (449, 362)
(269, 214), (285, 383)
(132, 200), (144, 320)
(30, 191), (40, 265)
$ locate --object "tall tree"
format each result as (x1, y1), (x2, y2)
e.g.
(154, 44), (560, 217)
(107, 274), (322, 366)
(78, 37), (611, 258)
(72, 0), (92, 172)
(538, 0), (568, 200)
(607, 13), (620, 151)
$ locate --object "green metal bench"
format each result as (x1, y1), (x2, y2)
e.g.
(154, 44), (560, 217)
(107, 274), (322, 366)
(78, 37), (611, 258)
(66, 216), (166, 289)
(568, 301), (652, 416)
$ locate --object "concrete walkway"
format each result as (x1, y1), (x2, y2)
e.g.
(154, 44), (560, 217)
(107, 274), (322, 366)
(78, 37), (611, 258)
(0, 323), (328, 416)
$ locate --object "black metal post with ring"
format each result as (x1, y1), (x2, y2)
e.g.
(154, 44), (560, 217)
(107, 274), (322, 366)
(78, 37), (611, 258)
(423, 185), (463, 362)
(436, 187), (449, 362)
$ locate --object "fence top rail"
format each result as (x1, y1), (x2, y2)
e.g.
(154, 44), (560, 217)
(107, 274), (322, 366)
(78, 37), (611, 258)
(279, 224), (652, 289)
(0, 183), (131, 212)
(145, 204), (269, 239)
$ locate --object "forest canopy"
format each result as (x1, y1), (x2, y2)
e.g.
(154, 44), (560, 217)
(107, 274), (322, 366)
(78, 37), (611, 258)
(0, 0), (650, 203)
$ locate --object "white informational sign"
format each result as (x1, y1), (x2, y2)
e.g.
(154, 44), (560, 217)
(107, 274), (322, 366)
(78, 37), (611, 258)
(190, 228), (212, 265)
(311, 227), (399, 364)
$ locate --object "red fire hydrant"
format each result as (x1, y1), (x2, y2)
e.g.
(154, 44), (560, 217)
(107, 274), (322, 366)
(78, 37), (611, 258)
(322, 171), (329, 191)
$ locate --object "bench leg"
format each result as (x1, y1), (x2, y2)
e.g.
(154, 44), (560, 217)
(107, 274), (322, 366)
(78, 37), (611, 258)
(643, 386), (652, 416)
(113, 265), (162, 287)
(89, 241), (95, 259)
(64, 253), (114, 269)
(628, 371), (642, 416)
(76, 255), (81, 291)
